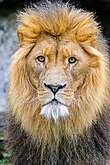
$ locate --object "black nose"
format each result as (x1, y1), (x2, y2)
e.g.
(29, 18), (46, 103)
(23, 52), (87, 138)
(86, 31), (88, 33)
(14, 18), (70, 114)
(44, 83), (66, 94)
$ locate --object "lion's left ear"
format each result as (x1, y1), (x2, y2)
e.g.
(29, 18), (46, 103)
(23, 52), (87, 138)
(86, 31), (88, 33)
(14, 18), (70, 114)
(83, 45), (104, 57)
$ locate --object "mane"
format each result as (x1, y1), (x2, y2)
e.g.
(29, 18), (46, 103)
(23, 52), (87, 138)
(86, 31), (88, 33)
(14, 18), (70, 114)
(8, 1), (110, 147)
(18, 1), (101, 46)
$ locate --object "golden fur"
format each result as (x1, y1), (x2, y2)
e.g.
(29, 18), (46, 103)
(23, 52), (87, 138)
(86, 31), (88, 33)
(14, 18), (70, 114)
(8, 2), (110, 148)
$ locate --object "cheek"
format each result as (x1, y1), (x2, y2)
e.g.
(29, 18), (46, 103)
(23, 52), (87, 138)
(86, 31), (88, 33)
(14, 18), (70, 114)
(69, 64), (86, 84)
(29, 57), (44, 75)
(68, 63), (79, 78)
(35, 63), (43, 75)
(24, 66), (41, 94)
(30, 62), (45, 87)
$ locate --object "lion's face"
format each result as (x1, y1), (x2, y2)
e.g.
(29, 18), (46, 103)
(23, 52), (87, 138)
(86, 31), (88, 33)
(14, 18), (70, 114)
(26, 34), (89, 122)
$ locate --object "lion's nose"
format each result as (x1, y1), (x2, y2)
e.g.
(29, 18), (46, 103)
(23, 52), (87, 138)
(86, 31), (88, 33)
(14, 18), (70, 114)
(44, 83), (66, 94)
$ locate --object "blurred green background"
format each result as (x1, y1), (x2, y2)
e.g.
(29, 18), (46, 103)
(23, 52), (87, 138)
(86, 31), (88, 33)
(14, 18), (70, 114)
(0, 0), (110, 164)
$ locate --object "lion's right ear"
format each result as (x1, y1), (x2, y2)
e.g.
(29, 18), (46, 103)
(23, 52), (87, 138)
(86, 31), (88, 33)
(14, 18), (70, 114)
(17, 25), (40, 47)
(17, 26), (24, 47)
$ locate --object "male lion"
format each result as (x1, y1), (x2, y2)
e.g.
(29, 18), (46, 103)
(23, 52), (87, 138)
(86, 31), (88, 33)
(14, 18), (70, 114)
(8, 1), (110, 165)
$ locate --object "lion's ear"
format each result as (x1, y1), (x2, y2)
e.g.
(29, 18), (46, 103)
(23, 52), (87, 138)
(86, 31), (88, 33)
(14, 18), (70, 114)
(83, 46), (103, 57)
(17, 24), (40, 47)
(17, 26), (24, 47)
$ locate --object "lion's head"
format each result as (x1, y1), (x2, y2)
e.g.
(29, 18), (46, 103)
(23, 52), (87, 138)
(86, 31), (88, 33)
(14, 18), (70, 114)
(9, 2), (110, 145)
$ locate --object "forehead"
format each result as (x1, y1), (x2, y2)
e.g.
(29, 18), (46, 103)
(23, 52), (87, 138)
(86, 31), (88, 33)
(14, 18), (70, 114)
(29, 34), (83, 58)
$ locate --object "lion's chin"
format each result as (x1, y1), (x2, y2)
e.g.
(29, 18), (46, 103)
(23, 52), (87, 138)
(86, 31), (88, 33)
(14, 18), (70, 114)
(40, 101), (69, 122)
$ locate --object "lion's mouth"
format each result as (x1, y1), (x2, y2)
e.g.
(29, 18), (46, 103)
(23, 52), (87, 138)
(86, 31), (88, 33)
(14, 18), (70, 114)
(43, 98), (66, 107)
(40, 98), (69, 122)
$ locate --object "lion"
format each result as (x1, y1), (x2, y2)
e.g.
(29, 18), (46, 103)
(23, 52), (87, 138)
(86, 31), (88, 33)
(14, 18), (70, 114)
(8, 1), (110, 165)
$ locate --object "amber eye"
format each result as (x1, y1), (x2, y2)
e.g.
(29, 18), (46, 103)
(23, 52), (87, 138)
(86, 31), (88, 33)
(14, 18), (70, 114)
(36, 56), (45, 63)
(68, 57), (77, 64)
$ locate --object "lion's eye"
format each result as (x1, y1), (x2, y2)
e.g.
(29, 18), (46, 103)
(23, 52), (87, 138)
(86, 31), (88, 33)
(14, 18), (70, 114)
(36, 56), (45, 63)
(68, 57), (77, 64)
